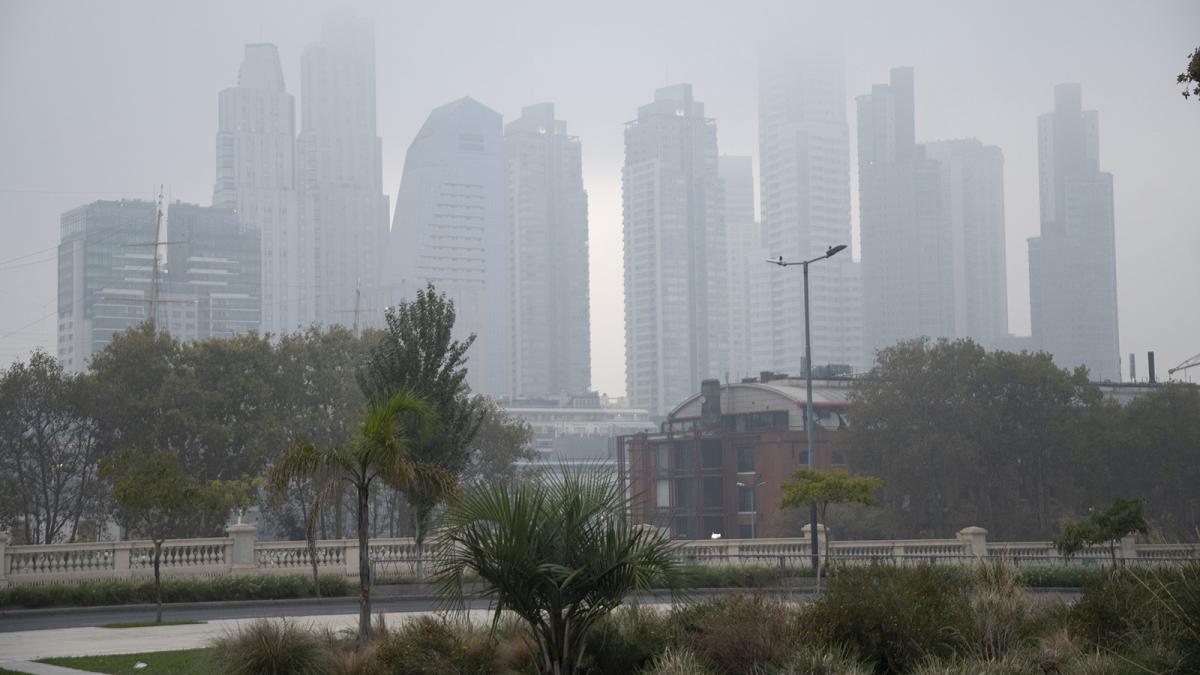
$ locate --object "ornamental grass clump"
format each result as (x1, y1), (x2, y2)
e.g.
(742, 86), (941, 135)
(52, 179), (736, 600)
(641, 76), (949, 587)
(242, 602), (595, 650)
(209, 618), (332, 675)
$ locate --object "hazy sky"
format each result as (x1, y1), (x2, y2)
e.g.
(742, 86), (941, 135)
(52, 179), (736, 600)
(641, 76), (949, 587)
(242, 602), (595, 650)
(2, 0), (1197, 395)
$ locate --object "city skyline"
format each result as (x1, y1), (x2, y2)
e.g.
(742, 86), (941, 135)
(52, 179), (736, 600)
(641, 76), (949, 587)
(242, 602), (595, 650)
(3, 1), (1199, 395)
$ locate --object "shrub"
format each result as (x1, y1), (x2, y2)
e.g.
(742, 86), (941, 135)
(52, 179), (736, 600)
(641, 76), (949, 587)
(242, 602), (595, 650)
(209, 618), (332, 675)
(958, 589), (1063, 660)
(1014, 566), (1103, 589)
(583, 604), (671, 674)
(909, 652), (1041, 675)
(800, 565), (970, 673)
(0, 574), (350, 609)
(372, 616), (492, 675)
(672, 594), (798, 674)
(639, 647), (718, 675)
(773, 644), (872, 675)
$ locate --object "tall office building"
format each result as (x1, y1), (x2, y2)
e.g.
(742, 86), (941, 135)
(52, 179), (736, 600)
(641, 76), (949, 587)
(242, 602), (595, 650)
(1028, 84), (1119, 380)
(505, 103), (590, 397)
(756, 46), (863, 375)
(296, 12), (389, 327)
(720, 155), (757, 382)
(386, 97), (510, 397)
(57, 200), (261, 372)
(924, 139), (1008, 346)
(623, 84), (727, 415)
(858, 68), (1008, 353)
(214, 43), (309, 336)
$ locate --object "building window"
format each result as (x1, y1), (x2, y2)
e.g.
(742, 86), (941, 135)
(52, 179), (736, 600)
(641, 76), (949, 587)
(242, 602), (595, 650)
(656, 479), (670, 508)
(674, 478), (695, 508)
(739, 523), (754, 539)
(798, 450), (810, 466)
(703, 516), (724, 539)
(674, 516), (692, 540)
(701, 439), (723, 468)
(702, 477), (723, 508)
(656, 444), (669, 470)
(832, 451), (846, 466)
(738, 485), (756, 513)
(736, 447), (755, 473)
(675, 442), (695, 469)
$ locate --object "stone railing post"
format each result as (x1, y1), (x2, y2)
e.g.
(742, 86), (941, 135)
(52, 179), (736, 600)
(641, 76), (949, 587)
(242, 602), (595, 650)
(0, 529), (9, 588)
(1119, 535), (1137, 565)
(344, 538), (360, 580)
(802, 524), (828, 568)
(227, 523), (257, 574)
(957, 526), (988, 559)
(114, 541), (133, 580)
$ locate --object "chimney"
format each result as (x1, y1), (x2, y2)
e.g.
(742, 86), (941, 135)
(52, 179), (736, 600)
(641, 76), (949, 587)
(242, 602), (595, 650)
(1148, 352), (1157, 384)
(700, 379), (722, 422)
(759, 371), (773, 383)
(1129, 353), (1136, 382)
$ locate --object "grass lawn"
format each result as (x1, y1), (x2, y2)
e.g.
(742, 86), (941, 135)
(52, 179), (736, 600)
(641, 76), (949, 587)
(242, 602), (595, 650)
(1, 669), (34, 675)
(38, 648), (210, 674)
(100, 620), (206, 629)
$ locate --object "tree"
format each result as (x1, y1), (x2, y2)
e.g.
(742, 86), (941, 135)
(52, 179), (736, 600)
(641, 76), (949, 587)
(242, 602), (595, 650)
(1179, 46), (1200, 99)
(841, 338), (1110, 539)
(100, 449), (252, 622)
(780, 468), (881, 590)
(359, 285), (486, 557)
(0, 351), (104, 544)
(434, 467), (683, 675)
(1055, 498), (1149, 565)
(269, 391), (451, 645)
(1113, 384), (1200, 540)
(462, 396), (536, 485)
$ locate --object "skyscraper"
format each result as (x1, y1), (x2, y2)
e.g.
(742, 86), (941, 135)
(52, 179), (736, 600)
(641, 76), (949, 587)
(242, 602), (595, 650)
(57, 200), (261, 372)
(386, 97), (510, 397)
(720, 155), (757, 382)
(1028, 84), (1119, 380)
(296, 12), (389, 327)
(623, 84), (727, 415)
(214, 43), (309, 336)
(505, 103), (590, 397)
(756, 46), (863, 374)
(858, 68), (1009, 353)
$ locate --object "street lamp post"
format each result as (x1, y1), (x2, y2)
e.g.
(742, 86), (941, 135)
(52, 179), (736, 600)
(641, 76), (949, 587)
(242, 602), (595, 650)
(767, 244), (847, 570)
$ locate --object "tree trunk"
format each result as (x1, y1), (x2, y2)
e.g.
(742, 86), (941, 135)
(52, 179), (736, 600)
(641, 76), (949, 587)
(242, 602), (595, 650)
(356, 484), (371, 646)
(153, 539), (163, 624)
(306, 529), (321, 598)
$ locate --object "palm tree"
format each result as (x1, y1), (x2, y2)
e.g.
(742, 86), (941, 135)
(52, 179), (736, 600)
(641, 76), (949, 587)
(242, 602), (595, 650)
(434, 467), (684, 675)
(269, 391), (451, 645)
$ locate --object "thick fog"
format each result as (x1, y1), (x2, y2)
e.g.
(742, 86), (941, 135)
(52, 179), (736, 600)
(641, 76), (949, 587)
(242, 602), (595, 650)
(1, 0), (1197, 395)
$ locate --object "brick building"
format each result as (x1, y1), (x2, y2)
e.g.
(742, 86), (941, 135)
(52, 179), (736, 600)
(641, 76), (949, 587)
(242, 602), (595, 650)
(619, 374), (853, 539)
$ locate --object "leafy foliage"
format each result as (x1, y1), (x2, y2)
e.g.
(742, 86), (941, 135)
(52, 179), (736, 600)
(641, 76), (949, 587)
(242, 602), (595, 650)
(1055, 498), (1149, 562)
(671, 594), (797, 673)
(0, 350), (104, 544)
(0, 574), (348, 609)
(1179, 46), (1200, 99)
(434, 467), (684, 674)
(842, 338), (1120, 539)
(781, 468), (881, 587)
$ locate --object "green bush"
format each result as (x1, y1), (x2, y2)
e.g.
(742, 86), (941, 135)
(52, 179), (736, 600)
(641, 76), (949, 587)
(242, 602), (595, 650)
(671, 594), (799, 674)
(639, 647), (717, 675)
(209, 618), (332, 675)
(373, 616), (493, 675)
(801, 565), (970, 673)
(0, 574), (350, 609)
(677, 564), (813, 588)
(774, 644), (872, 675)
(1012, 566), (1103, 588)
(583, 604), (671, 674)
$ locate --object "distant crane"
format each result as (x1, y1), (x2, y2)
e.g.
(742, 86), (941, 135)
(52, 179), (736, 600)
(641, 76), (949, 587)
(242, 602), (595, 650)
(1168, 352), (1200, 378)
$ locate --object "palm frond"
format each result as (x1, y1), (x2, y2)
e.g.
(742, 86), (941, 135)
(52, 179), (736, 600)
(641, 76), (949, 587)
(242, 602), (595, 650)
(267, 439), (329, 500)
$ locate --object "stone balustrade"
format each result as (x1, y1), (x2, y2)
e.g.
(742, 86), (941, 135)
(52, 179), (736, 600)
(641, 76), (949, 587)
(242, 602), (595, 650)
(2, 525), (1197, 587)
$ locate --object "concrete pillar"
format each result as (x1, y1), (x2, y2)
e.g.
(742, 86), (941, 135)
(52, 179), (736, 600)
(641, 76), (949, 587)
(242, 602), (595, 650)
(344, 538), (360, 579)
(0, 529), (8, 588)
(957, 526), (988, 558)
(802, 523), (829, 568)
(1119, 535), (1137, 564)
(226, 523), (257, 573)
(113, 541), (133, 579)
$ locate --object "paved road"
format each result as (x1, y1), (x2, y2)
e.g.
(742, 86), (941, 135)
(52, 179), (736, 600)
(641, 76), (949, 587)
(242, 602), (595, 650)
(0, 587), (782, 634)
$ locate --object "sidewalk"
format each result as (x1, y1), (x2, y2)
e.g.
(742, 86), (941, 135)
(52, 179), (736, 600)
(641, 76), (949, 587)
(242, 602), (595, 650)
(0, 608), (491, 672)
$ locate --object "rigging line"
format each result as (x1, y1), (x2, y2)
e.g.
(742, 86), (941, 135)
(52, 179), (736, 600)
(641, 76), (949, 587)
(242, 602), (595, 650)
(0, 308), (58, 341)
(0, 189), (158, 195)
(0, 255), (58, 272)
